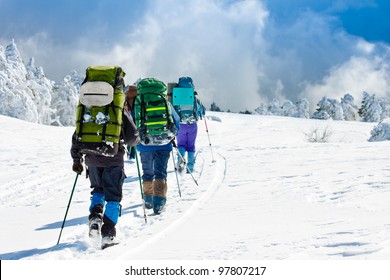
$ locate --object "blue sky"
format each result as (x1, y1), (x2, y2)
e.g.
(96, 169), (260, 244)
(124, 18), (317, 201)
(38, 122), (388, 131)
(1, 0), (389, 112)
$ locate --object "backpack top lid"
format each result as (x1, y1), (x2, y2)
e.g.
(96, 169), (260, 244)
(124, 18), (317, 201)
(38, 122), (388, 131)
(85, 66), (125, 87)
(178, 77), (194, 88)
(137, 78), (167, 95)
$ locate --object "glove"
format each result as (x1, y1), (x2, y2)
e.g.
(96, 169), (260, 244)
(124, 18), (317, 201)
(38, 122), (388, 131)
(72, 161), (83, 174)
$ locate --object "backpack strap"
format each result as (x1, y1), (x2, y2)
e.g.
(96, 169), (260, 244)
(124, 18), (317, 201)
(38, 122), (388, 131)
(76, 104), (86, 141)
(100, 105), (110, 143)
(193, 97), (198, 120)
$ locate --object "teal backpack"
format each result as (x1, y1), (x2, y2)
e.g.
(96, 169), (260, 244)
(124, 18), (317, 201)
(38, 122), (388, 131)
(134, 78), (177, 145)
(172, 76), (197, 124)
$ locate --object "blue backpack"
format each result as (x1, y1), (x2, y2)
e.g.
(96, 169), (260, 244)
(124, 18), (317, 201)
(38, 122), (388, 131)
(178, 77), (194, 88)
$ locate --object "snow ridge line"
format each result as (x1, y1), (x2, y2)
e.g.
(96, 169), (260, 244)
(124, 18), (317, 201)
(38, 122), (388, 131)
(116, 150), (226, 259)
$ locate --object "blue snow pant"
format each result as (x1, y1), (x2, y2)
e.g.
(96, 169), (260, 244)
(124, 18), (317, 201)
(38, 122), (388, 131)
(88, 166), (125, 224)
(140, 150), (171, 181)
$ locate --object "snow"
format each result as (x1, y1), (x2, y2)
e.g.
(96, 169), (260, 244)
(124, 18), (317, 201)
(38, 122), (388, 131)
(1, 111), (390, 262)
(2, 111), (390, 279)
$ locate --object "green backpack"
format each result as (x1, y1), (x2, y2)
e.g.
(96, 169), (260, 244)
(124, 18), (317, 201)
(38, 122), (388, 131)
(75, 66), (125, 156)
(134, 78), (177, 145)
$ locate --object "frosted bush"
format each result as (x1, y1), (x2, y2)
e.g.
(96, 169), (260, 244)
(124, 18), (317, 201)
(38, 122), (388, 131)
(368, 118), (390, 142)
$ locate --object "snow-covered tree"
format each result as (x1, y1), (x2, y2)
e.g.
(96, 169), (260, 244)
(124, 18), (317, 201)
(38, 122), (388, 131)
(0, 40), (82, 126)
(269, 98), (281, 116)
(0, 40), (39, 122)
(280, 100), (297, 117)
(341, 93), (359, 121)
(295, 98), (310, 119)
(369, 118), (390, 142)
(51, 73), (81, 126)
(379, 97), (390, 121)
(312, 96), (344, 120)
(254, 103), (270, 115)
(255, 98), (309, 118)
(359, 92), (382, 122)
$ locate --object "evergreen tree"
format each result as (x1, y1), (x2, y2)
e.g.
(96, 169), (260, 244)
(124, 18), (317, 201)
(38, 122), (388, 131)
(295, 98), (310, 119)
(280, 100), (297, 117)
(358, 91), (370, 119)
(360, 92), (381, 122)
(379, 97), (390, 121)
(254, 103), (270, 115)
(341, 93), (359, 121)
(51, 73), (80, 126)
(269, 98), (281, 116)
(210, 102), (222, 112)
(239, 109), (252, 114)
(312, 96), (344, 120)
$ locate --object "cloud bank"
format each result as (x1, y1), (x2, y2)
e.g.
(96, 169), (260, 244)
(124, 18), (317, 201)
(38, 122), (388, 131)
(2, 0), (390, 112)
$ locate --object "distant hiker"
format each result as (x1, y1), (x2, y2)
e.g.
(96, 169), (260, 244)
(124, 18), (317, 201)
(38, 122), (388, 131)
(70, 66), (139, 249)
(124, 84), (138, 160)
(124, 84), (137, 114)
(172, 77), (205, 173)
(134, 78), (181, 214)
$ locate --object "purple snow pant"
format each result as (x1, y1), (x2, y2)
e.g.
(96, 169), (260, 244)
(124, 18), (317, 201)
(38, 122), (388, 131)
(177, 123), (198, 152)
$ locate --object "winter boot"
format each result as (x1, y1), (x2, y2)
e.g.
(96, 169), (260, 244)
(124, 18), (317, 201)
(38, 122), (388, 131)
(176, 147), (186, 172)
(153, 179), (167, 214)
(101, 202), (120, 249)
(187, 152), (196, 173)
(88, 193), (105, 238)
(101, 215), (119, 249)
(143, 181), (154, 209)
(88, 204), (103, 238)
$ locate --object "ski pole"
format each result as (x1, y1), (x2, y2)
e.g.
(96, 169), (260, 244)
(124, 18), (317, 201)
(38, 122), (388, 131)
(134, 147), (147, 224)
(171, 150), (182, 197)
(172, 141), (198, 186)
(57, 173), (79, 245)
(204, 117), (216, 162)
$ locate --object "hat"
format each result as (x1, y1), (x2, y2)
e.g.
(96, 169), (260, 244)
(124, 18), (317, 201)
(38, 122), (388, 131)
(125, 85), (138, 97)
(128, 85), (137, 92)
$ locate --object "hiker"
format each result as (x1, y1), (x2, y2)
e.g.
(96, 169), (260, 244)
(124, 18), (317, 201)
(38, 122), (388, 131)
(70, 66), (139, 248)
(134, 78), (181, 215)
(124, 84), (137, 114)
(174, 77), (206, 173)
(124, 84), (138, 160)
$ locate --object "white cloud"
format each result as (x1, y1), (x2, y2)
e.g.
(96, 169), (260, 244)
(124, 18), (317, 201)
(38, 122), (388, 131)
(4, 0), (390, 113)
(116, 0), (268, 111)
(356, 39), (376, 54)
(300, 55), (390, 111)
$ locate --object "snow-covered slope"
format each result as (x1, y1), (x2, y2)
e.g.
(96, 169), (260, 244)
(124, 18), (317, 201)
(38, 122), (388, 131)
(1, 112), (390, 260)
